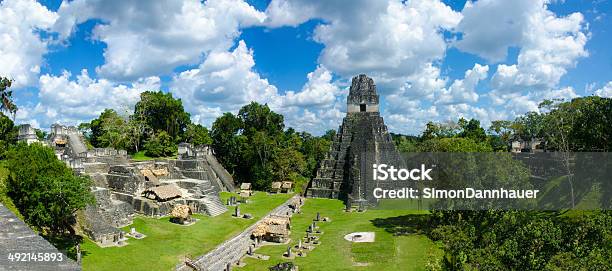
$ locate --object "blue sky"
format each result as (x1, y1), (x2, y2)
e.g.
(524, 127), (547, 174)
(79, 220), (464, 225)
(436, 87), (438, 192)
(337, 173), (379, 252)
(2, 0), (611, 135)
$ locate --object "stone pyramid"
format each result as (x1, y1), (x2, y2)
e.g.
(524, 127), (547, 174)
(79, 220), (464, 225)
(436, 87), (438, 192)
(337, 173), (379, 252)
(306, 74), (404, 207)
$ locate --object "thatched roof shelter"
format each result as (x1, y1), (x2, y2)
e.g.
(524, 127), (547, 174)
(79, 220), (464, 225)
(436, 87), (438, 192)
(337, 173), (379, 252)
(240, 183), (252, 190)
(142, 184), (182, 202)
(267, 224), (289, 235)
(151, 168), (168, 176)
(141, 169), (160, 186)
(170, 205), (192, 219)
(252, 223), (268, 237)
(54, 138), (67, 145)
(252, 216), (290, 236)
(281, 181), (293, 189)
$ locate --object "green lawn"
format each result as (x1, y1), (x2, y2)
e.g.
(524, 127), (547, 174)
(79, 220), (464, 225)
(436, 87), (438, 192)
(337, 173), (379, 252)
(237, 198), (442, 271)
(130, 151), (157, 161)
(81, 192), (292, 271)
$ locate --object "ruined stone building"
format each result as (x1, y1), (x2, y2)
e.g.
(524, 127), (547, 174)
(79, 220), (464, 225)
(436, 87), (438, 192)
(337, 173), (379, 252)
(17, 124), (39, 145)
(307, 74), (404, 208)
(16, 124), (235, 247)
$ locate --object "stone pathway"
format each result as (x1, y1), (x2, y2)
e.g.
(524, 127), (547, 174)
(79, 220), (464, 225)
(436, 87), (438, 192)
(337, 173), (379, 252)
(175, 195), (301, 271)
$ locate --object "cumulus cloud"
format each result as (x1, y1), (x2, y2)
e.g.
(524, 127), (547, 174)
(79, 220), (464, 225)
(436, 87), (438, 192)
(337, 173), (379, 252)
(436, 63), (489, 105)
(0, 0), (58, 87)
(283, 66), (340, 107)
(484, 1), (589, 93)
(171, 41), (345, 134)
(447, 0), (589, 129)
(54, 0), (266, 80)
(594, 82), (612, 98)
(171, 40), (280, 125)
(16, 70), (159, 127)
(455, 0), (538, 62)
(264, 0), (461, 94)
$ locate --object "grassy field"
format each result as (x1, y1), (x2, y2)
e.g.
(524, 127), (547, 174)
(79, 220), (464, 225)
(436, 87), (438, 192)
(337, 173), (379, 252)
(130, 151), (157, 161)
(237, 198), (442, 271)
(81, 192), (292, 271)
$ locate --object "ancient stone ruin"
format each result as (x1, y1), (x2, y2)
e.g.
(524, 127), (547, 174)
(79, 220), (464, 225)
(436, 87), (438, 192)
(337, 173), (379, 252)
(16, 124), (235, 247)
(306, 74), (405, 208)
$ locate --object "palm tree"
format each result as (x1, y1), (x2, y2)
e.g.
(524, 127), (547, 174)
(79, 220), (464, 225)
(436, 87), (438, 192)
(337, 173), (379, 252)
(0, 77), (18, 119)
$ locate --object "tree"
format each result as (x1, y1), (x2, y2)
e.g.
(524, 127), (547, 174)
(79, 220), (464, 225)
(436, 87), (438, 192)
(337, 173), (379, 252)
(322, 129), (336, 141)
(144, 131), (176, 157)
(211, 112), (243, 172)
(134, 91), (191, 140)
(301, 132), (331, 178)
(5, 143), (94, 235)
(89, 109), (128, 149)
(125, 109), (151, 153)
(183, 123), (212, 146)
(238, 102), (284, 138)
(513, 111), (545, 141)
(0, 113), (17, 155)
(0, 77), (18, 118)
(422, 121), (460, 139)
(458, 118), (487, 142)
(417, 137), (493, 152)
(488, 120), (514, 151)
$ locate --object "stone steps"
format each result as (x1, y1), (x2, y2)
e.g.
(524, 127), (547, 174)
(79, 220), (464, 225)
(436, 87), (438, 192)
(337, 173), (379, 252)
(200, 197), (227, 217)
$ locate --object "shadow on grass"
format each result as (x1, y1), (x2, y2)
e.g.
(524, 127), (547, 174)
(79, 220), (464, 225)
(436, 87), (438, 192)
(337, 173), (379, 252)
(44, 234), (89, 260)
(370, 214), (433, 236)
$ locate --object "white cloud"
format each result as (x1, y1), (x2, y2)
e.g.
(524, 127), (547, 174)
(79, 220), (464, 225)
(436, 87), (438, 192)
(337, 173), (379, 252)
(594, 82), (612, 98)
(0, 0), (58, 87)
(436, 63), (489, 104)
(171, 40), (345, 134)
(54, 0), (266, 81)
(455, 0), (538, 62)
(16, 70), (158, 127)
(485, 1), (589, 93)
(171, 40), (280, 126)
(283, 66), (340, 107)
(449, 0), (590, 128)
(264, 0), (461, 93)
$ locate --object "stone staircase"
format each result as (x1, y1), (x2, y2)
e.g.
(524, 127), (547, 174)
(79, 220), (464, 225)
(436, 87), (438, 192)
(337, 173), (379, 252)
(200, 196), (227, 217)
(307, 124), (351, 199)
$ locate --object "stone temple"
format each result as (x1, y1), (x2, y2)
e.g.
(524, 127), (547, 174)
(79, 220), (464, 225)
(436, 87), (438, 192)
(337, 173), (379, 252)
(306, 74), (404, 208)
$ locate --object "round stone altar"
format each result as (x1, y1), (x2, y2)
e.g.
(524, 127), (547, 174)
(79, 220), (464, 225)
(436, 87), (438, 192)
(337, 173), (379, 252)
(343, 232), (375, 243)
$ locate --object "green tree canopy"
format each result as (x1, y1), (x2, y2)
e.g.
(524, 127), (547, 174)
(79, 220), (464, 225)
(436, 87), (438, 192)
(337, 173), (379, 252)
(0, 113), (17, 155)
(144, 130), (177, 157)
(134, 91), (191, 140)
(183, 123), (212, 146)
(5, 143), (94, 235)
(89, 109), (129, 149)
(0, 77), (18, 116)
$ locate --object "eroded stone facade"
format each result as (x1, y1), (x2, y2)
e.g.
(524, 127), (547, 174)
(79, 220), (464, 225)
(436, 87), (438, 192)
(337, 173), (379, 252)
(307, 74), (405, 208)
